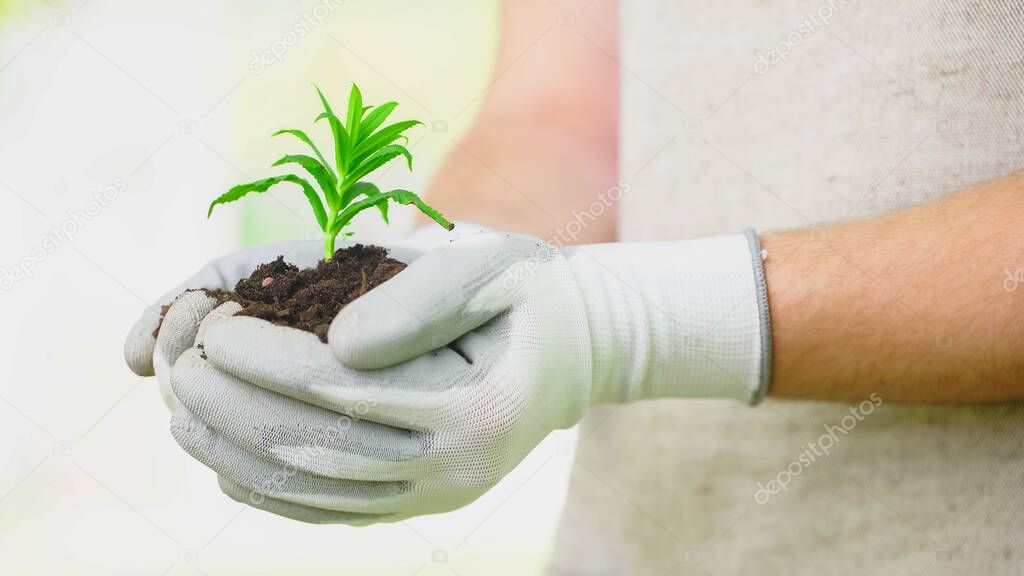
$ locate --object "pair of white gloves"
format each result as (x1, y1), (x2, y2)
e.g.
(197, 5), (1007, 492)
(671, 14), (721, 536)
(124, 227), (771, 524)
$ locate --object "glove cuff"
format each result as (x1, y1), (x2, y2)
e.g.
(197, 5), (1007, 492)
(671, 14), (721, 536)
(568, 231), (773, 406)
(743, 229), (773, 405)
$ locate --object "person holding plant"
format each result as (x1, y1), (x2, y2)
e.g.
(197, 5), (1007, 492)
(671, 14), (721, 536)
(126, 0), (1024, 573)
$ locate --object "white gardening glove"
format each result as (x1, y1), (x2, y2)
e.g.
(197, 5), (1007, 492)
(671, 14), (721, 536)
(172, 230), (771, 524)
(123, 239), (327, 409)
(121, 229), (462, 409)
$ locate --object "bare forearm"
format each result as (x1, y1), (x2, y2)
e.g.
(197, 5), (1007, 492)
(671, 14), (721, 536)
(423, 121), (618, 242)
(419, 0), (619, 244)
(763, 173), (1024, 403)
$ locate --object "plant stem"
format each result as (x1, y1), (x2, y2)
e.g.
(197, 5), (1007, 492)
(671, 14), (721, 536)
(322, 211), (338, 261)
(323, 232), (336, 261)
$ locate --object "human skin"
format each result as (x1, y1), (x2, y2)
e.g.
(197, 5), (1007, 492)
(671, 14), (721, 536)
(422, 0), (1024, 404)
(417, 0), (620, 244)
(762, 173), (1024, 403)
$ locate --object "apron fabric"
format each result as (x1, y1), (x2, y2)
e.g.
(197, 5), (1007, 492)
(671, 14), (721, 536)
(548, 1), (1024, 574)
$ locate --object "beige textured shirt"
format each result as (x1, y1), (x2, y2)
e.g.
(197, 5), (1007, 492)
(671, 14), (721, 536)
(548, 1), (1024, 574)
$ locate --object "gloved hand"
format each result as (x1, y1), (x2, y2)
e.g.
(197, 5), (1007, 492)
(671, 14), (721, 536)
(122, 223), (472, 409)
(123, 239), (333, 409)
(170, 230), (772, 524)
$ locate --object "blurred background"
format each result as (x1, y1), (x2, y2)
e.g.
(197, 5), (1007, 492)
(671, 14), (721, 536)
(0, 1), (579, 573)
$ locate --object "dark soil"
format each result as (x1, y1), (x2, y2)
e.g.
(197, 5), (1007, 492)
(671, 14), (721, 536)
(156, 245), (406, 343)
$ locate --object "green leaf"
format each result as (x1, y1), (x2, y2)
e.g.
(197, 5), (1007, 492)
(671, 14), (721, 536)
(342, 181), (389, 222)
(358, 102), (398, 141)
(272, 154), (338, 209)
(206, 82), (451, 245)
(315, 111), (350, 177)
(386, 189), (452, 231)
(343, 144), (412, 188)
(332, 188), (452, 235)
(351, 120), (421, 164)
(346, 83), (363, 143)
(314, 85), (350, 176)
(208, 174), (328, 231)
(271, 129), (332, 176)
(339, 179), (368, 207)
(314, 84), (337, 116)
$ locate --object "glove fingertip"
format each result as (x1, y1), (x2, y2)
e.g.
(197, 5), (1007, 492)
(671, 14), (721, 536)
(327, 304), (402, 370)
(326, 307), (362, 365)
(195, 301), (244, 347)
(202, 315), (322, 377)
(200, 315), (250, 362)
(327, 289), (474, 370)
(124, 309), (159, 376)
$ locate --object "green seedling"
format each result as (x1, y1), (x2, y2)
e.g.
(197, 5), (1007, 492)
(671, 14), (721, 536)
(208, 82), (453, 260)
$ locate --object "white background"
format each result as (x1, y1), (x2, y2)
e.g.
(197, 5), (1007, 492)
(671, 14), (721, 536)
(0, 1), (578, 573)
